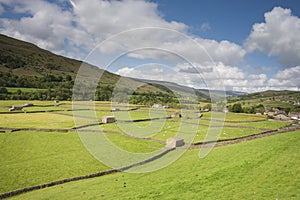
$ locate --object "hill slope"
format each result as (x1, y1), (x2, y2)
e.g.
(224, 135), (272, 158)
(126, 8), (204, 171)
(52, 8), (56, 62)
(0, 34), (175, 100)
(8, 130), (300, 199)
(3, 33), (300, 104)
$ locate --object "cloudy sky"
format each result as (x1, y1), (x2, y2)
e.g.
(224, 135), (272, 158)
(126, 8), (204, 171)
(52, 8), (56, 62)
(0, 0), (300, 92)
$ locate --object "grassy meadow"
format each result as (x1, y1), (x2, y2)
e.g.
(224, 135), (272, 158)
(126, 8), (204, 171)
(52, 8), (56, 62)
(0, 100), (298, 199)
(9, 130), (300, 200)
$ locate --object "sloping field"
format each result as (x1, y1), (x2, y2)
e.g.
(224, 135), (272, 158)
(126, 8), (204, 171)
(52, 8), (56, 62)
(8, 130), (300, 199)
(0, 101), (298, 199)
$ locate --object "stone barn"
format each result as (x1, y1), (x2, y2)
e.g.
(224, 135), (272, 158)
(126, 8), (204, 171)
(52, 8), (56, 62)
(102, 116), (116, 124)
(112, 108), (120, 112)
(166, 136), (185, 148)
(9, 106), (24, 112)
(170, 112), (182, 118)
(197, 113), (203, 118)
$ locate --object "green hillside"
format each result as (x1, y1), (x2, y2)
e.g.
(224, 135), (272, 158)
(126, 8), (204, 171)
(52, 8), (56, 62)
(4, 33), (299, 107)
(0, 34), (182, 104)
(227, 90), (300, 113)
(235, 90), (300, 100)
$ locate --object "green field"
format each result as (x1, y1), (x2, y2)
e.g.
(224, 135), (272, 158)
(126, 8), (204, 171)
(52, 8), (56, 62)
(0, 100), (298, 199)
(0, 113), (74, 129)
(5, 87), (47, 93)
(0, 131), (108, 193)
(9, 130), (300, 200)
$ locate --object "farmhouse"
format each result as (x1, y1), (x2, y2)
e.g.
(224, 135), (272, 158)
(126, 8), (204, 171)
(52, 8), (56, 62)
(166, 136), (185, 148)
(102, 116), (116, 124)
(9, 106), (24, 112)
(170, 112), (182, 118)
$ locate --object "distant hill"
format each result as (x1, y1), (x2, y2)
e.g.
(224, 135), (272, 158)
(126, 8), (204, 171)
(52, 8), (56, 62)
(0, 33), (245, 103)
(136, 78), (245, 101)
(0, 34), (187, 102)
(234, 90), (300, 100)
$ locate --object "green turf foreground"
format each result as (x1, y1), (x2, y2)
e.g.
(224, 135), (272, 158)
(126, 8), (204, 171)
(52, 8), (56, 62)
(9, 130), (300, 200)
(0, 131), (108, 193)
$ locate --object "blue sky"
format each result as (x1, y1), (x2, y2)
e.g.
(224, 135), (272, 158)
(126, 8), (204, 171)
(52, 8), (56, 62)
(0, 0), (300, 92)
(152, 0), (300, 43)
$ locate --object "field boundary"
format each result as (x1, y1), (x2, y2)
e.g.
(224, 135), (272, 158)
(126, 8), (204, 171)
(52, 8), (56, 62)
(200, 118), (266, 123)
(0, 127), (165, 144)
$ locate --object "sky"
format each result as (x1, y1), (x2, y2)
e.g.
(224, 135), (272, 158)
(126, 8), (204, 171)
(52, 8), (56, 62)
(0, 0), (300, 92)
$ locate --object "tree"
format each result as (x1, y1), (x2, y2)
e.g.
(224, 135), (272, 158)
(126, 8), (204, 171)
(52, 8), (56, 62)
(285, 107), (291, 115)
(255, 104), (265, 114)
(0, 87), (8, 94)
(231, 103), (243, 113)
(66, 75), (72, 81)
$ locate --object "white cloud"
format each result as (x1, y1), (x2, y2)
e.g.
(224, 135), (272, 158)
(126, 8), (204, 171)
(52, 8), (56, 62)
(248, 74), (267, 87)
(116, 62), (270, 92)
(71, 0), (187, 39)
(116, 67), (137, 77)
(0, 0), (245, 65)
(268, 66), (300, 88)
(245, 7), (300, 67)
(0, 0), (92, 56)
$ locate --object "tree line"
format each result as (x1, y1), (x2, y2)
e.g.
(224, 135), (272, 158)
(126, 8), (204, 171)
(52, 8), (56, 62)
(0, 72), (181, 106)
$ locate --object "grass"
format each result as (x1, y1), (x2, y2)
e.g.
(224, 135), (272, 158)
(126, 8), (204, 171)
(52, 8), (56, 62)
(192, 126), (263, 143)
(0, 113), (74, 129)
(104, 133), (164, 153)
(0, 100), (298, 199)
(226, 120), (291, 130)
(199, 112), (266, 125)
(0, 131), (108, 193)
(5, 87), (47, 93)
(0, 100), (60, 107)
(10, 130), (300, 199)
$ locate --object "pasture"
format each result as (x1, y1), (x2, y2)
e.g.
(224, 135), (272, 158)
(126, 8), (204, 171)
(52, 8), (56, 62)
(0, 100), (298, 199)
(9, 130), (300, 200)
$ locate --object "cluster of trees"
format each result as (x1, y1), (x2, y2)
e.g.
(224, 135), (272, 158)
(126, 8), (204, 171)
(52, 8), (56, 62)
(0, 87), (72, 101)
(0, 72), (74, 89)
(227, 103), (265, 114)
(0, 71), (74, 100)
(129, 92), (179, 107)
(0, 54), (26, 69)
(0, 72), (181, 106)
